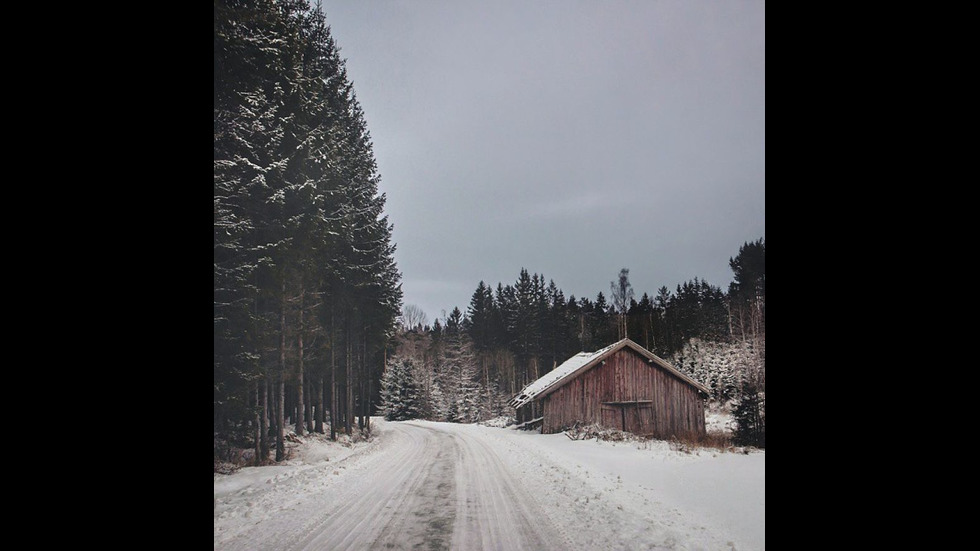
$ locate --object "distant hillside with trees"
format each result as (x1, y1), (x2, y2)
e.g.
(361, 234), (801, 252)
(382, 239), (765, 446)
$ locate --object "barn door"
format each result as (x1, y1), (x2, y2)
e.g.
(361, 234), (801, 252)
(601, 404), (621, 430)
(602, 403), (653, 434)
(634, 404), (653, 436)
(624, 404), (641, 433)
(602, 404), (634, 431)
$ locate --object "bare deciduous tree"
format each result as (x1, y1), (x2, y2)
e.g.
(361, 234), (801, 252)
(610, 268), (634, 339)
(400, 304), (428, 331)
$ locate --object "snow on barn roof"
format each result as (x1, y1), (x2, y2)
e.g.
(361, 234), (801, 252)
(509, 338), (709, 409)
(509, 341), (619, 409)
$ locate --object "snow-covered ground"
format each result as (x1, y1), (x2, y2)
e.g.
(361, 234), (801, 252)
(214, 418), (764, 550)
(213, 433), (369, 504)
(481, 423), (764, 550)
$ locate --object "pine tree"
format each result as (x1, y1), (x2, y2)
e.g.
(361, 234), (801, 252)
(214, 0), (401, 463)
(545, 280), (573, 370)
(440, 309), (481, 423)
(214, 0), (304, 462)
(427, 379), (447, 421)
(728, 238), (766, 344)
(590, 292), (615, 346)
(732, 381), (765, 447)
(511, 269), (540, 386)
(466, 281), (497, 410)
(379, 357), (422, 421)
(632, 293), (654, 351)
(565, 295), (582, 353)
(452, 362), (482, 423)
(446, 306), (464, 334)
(577, 296), (594, 350)
(727, 238), (765, 446)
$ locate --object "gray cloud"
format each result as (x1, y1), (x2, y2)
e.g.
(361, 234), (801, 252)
(323, 0), (765, 322)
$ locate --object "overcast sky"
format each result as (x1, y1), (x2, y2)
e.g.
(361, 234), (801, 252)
(322, 0), (765, 324)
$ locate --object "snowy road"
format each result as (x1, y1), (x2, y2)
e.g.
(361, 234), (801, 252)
(215, 419), (764, 550)
(215, 421), (566, 550)
(293, 422), (562, 550)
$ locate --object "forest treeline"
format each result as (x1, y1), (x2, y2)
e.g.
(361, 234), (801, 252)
(214, 0), (401, 466)
(380, 239), (765, 446)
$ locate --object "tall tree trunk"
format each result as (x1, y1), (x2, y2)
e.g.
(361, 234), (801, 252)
(647, 312), (653, 352)
(330, 363), (337, 440)
(269, 379), (276, 439)
(260, 376), (269, 462)
(364, 354), (372, 434)
(329, 308), (337, 441)
(296, 286), (305, 436)
(276, 372), (285, 461)
(727, 302), (734, 340)
(358, 336), (366, 430)
(253, 382), (261, 466)
(483, 354), (490, 417)
(252, 274), (267, 465)
(315, 375), (324, 434)
(306, 377), (314, 434)
(276, 281), (286, 461)
(345, 323), (353, 436)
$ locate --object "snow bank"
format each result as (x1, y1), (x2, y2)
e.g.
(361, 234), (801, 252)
(214, 424), (385, 548)
(213, 433), (367, 499)
(478, 415), (516, 428)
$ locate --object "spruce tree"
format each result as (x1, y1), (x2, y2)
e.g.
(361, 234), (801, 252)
(379, 357), (422, 421)
(732, 381), (765, 447)
(728, 238), (766, 344)
(590, 292), (615, 346)
(465, 281), (495, 354)
(440, 309), (480, 422)
(215, 0), (400, 461)
(633, 293), (654, 351)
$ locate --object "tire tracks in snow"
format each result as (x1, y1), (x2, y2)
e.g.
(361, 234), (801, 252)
(292, 422), (564, 550)
(217, 420), (567, 550)
(292, 423), (461, 550)
(447, 423), (563, 550)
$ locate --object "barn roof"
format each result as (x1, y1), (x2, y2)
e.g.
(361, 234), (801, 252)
(509, 338), (709, 409)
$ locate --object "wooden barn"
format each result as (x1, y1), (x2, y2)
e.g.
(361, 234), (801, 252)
(510, 338), (709, 438)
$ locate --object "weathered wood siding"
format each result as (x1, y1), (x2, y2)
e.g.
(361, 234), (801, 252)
(540, 347), (705, 438)
(516, 401), (542, 424)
